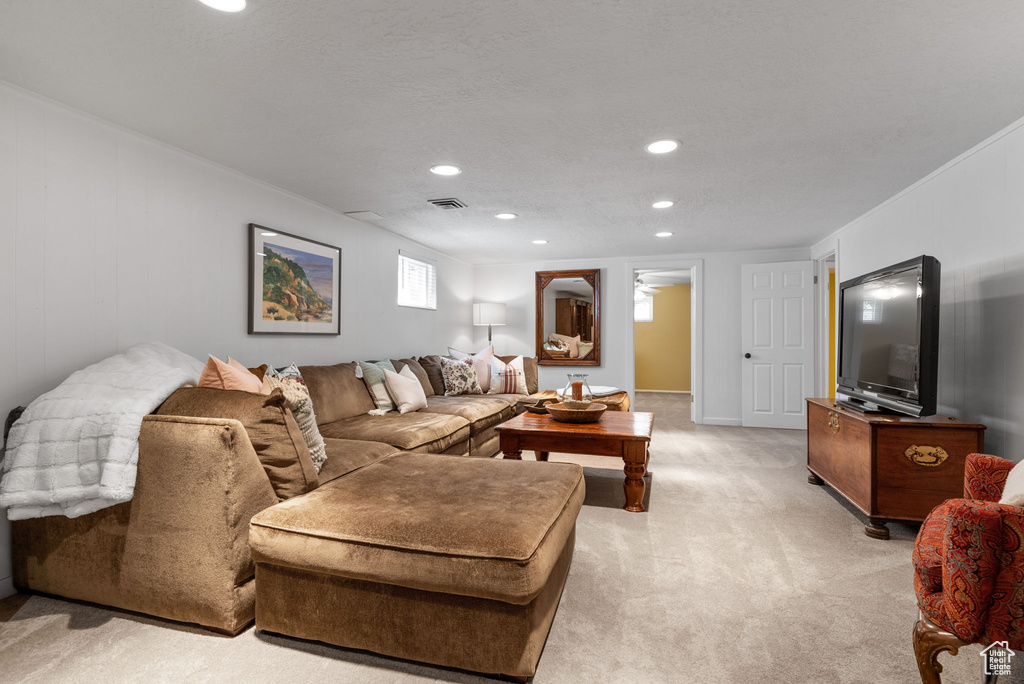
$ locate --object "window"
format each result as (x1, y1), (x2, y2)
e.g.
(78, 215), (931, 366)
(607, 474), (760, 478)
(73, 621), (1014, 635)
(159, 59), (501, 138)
(397, 251), (437, 310)
(862, 299), (880, 323)
(634, 293), (653, 322)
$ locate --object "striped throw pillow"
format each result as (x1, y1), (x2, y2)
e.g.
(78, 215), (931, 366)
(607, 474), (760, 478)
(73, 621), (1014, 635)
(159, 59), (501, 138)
(487, 355), (528, 395)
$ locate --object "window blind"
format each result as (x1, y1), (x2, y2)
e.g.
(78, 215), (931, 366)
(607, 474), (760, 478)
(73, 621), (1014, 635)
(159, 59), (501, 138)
(634, 294), (653, 322)
(397, 251), (437, 310)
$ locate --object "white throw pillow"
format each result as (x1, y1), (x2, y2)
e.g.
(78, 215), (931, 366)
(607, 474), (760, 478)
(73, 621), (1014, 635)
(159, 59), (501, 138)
(383, 366), (428, 414)
(487, 355), (528, 395)
(448, 346), (494, 393)
(999, 460), (1024, 507)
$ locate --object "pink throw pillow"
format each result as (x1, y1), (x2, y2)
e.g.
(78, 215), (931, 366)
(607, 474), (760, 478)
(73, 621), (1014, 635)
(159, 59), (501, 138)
(198, 356), (267, 394)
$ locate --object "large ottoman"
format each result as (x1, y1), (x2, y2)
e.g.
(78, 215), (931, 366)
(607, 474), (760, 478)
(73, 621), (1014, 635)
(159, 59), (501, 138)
(249, 452), (585, 680)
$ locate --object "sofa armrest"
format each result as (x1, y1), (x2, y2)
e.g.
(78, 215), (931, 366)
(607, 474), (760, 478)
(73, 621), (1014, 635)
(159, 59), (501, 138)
(940, 499), (1023, 641)
(137, 415), (280, 586)
(964, 453), (1014, 501)
(12, 415), (278, 633)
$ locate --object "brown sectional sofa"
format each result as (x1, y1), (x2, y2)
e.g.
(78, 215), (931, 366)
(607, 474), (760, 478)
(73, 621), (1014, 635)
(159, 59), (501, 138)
(11, 353), (575, 679)
(300, 357), (535, 458)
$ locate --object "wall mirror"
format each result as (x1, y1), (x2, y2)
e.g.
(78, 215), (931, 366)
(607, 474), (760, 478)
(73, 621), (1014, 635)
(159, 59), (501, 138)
(536, 269), (601, 366)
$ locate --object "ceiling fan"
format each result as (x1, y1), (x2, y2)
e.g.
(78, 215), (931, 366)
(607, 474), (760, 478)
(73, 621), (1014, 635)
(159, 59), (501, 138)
(633, 276), (666, 299)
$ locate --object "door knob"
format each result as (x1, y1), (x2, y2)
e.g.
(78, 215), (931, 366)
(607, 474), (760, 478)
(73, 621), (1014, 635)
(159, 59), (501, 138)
(744, 353), (751, 359)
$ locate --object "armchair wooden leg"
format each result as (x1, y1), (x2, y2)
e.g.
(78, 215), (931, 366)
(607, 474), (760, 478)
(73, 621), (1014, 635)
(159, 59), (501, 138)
(913, 615), (967, 684)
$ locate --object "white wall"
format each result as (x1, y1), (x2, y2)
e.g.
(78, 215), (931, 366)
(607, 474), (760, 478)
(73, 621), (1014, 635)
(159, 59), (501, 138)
(812, 115), (1024, 462)
(472, 248), (809, 424)
(0, 82), (475, 598)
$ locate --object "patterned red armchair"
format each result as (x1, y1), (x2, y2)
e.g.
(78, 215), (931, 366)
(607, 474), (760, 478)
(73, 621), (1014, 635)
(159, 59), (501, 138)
(913, 453), (1023, 683)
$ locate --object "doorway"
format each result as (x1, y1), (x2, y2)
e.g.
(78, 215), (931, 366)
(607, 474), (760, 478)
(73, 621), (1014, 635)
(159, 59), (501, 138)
(816, 253), (837, 399)
(628, 264), (699, 423)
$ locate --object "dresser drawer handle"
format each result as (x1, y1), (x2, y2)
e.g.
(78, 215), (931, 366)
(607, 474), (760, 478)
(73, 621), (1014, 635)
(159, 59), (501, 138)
(905, 445), (949, 467)
(828, 411), (840, 434)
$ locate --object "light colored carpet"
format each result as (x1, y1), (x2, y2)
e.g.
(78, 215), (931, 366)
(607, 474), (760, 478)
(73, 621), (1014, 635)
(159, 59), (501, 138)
(0, 394), (984, 683)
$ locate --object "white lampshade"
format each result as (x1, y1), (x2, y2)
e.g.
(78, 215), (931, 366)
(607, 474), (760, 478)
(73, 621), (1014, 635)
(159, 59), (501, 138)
(473, 303), (507, 326)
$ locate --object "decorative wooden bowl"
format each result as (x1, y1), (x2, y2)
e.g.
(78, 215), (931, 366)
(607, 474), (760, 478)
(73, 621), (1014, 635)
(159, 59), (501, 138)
(545, 402), (607, 424)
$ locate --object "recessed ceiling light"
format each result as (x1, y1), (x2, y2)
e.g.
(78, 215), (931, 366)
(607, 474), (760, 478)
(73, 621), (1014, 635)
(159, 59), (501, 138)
(261, 231), (277, 237)
(645, 139), (679, 154)
(656, 232), (674, 238)
(430, 164), (462, 176)
(495, 213), (517, 220)
(198, 0), (246, 12)
(532, 240), (548, 245)
(652, 201), (674, 209)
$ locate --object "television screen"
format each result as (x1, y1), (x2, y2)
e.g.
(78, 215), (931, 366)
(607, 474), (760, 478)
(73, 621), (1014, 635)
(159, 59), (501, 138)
(839, 266), (922, 397)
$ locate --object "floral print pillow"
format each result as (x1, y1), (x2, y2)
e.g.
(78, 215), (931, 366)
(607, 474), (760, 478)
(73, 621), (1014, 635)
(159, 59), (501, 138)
(439, 356), (483, 396)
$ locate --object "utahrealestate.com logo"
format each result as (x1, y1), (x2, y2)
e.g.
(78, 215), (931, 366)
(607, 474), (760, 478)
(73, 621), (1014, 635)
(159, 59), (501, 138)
(981, 642), (1015, 677)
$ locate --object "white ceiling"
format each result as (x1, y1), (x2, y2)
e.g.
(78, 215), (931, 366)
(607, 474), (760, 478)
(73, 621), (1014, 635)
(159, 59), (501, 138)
(637, 269), (692, 286)
(3, 1), (1024, 264)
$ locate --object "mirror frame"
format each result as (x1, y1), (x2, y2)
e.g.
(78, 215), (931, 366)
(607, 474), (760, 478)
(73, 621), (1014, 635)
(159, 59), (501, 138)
(535, 269), (601, 366)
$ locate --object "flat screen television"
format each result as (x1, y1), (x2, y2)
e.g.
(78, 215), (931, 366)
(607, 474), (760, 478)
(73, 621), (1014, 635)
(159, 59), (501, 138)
(836, 255), (940, 417)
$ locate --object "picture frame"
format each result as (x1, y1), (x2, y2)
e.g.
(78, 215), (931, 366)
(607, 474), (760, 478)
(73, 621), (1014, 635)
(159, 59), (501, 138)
(248, 224), (341, 335)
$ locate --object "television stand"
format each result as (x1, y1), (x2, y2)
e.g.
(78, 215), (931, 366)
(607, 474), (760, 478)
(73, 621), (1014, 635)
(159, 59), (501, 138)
(806, 398), (986, 539)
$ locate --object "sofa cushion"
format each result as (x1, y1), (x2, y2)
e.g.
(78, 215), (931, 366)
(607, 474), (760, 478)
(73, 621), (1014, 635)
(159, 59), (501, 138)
(422, 395), (514, 435)
(249, 453), (585, 604)
(318, 412), (470, 452)
(299, 362), (376, 424)
(497, 356), (538, 395)
(156, 387), (318, 501)
(390, 358), (435, 397)
(317, 438), (402, 485)
(417, 355), (448, 396)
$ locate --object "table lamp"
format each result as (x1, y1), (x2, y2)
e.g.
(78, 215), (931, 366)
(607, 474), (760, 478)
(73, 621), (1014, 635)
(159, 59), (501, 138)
(473, 303), (506, 344)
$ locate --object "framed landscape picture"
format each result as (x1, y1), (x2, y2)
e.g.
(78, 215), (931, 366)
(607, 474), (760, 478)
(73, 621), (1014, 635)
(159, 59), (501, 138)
(248, 224), (341, 335)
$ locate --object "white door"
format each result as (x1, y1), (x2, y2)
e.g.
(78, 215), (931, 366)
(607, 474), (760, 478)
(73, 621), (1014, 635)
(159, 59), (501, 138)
(741, 261), (815, 429)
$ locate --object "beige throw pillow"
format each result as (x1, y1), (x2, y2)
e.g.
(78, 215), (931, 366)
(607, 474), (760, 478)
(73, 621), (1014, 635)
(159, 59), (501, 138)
(265, 375), (328, 473)
(383, 365), (429, 414)
(548, 333), (581, 357)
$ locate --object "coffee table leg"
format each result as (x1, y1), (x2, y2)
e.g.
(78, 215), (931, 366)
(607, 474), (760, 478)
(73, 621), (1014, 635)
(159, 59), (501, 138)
(500, 435), (521, 460)
(623, 442), (648, 512)
(535, 451), (549, 462)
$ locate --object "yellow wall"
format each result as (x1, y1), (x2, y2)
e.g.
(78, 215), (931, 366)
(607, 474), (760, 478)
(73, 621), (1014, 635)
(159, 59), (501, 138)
(828, 269), (836, 399)
(634, 284), (691, 391)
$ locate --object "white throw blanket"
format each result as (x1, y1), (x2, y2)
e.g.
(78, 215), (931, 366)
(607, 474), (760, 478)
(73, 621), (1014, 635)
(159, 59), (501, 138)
(0, 342), (204, 520)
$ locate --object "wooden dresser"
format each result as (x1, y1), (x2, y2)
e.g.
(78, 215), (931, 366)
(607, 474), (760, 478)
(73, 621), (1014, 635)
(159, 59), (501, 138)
(806, 398), (986, 539)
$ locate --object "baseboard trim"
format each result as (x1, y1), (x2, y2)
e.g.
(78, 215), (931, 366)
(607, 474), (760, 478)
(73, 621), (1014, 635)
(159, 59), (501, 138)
(702, 417), (742, 427)
(0, 576), (14, 599)
(635, 389), (691, 394)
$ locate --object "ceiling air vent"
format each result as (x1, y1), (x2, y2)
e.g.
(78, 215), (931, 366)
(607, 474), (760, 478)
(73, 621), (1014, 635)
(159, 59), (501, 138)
(427, 197), (468, 210)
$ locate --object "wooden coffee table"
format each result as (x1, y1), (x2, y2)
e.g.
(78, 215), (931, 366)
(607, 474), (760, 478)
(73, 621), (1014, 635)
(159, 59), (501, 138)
(496, 411), (655, 512)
